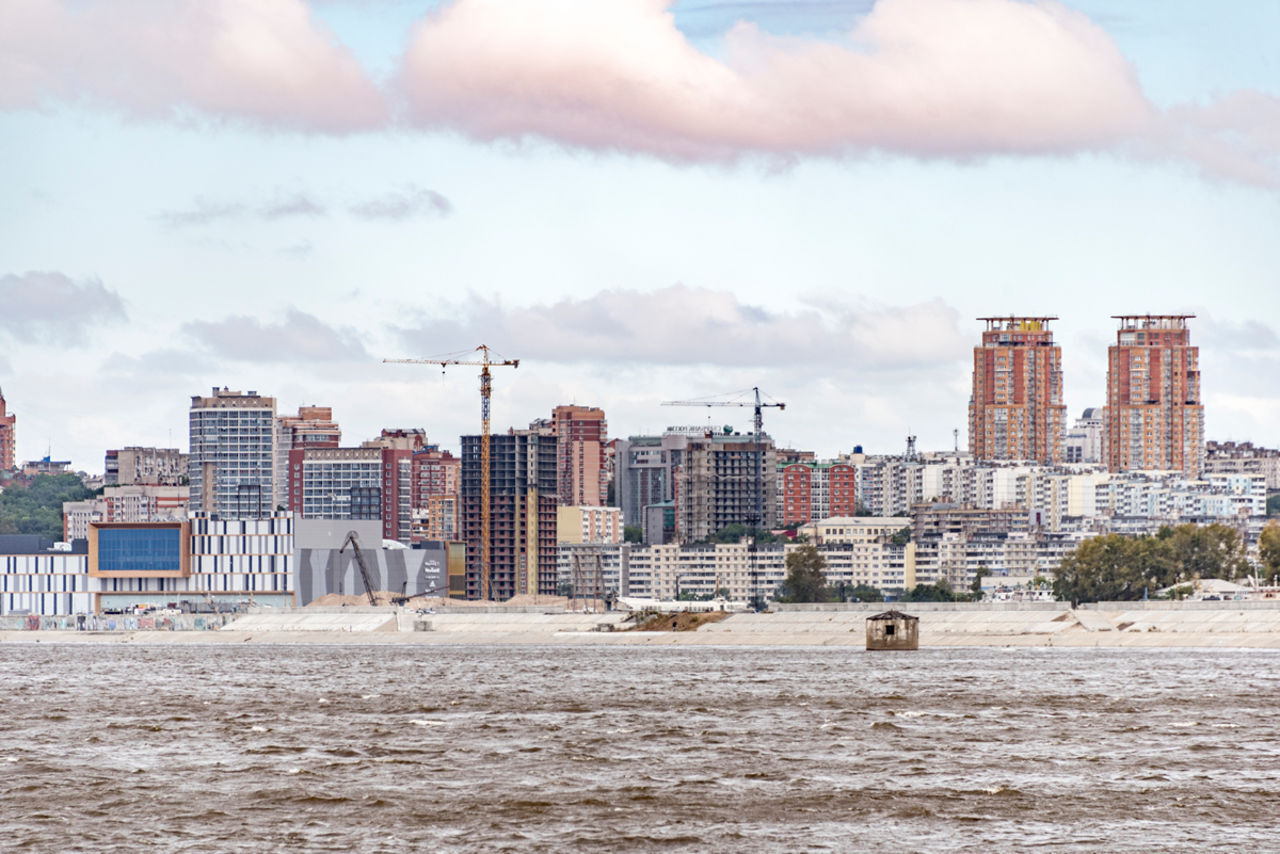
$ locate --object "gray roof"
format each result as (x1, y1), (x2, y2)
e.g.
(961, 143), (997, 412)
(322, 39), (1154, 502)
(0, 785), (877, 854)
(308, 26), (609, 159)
(868, 610), (918, 621)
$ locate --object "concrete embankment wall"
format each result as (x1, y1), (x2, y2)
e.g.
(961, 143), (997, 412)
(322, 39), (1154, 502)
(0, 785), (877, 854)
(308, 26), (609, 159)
(8, 602), (1280, 647)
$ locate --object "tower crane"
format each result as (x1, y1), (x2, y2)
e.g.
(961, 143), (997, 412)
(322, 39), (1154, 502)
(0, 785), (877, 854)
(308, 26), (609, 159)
(662, 387), (786, 610)
(385, 345), (519, 601)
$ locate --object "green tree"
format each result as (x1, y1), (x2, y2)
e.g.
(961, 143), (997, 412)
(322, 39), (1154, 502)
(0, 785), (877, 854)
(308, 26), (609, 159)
(1166, 523), (1249, 581)
(0, 474), (94, 541)
(1053, 534), (1145, 604)
(890, 526), (912, 546)
(1259, 521), (1280, 583)
(900, 580), (958, 602)
(778, 544), (831, 603)
(623, 525), (643, 543)
(971, 566), (989, 597)
(846, 584), (885, 603)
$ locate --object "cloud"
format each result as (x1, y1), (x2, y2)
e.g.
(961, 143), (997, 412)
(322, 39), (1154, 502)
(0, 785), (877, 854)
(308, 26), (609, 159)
(392, 284), (968, 370)
(349, 186), (454, 220)
(0, 0), (385, 131)
(1155, 91), (1280, 190)
(262, 194), (327, 219)
(158, 189), (451, 227)
(101, 348), (213, 379)
(0, 271), (127, 342)
(156, 199), (248, 227)
(183, 308), (371, 363)
(1195, 315), (1279, 353)
(399, 0), (1151, 161)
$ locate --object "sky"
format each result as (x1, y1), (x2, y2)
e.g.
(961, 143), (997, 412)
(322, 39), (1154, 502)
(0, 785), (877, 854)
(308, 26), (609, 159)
(1, 0), (1277, 472)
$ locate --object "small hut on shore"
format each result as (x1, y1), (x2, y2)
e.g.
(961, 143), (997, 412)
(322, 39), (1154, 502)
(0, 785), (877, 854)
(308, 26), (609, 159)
(865, 610), (919, 651)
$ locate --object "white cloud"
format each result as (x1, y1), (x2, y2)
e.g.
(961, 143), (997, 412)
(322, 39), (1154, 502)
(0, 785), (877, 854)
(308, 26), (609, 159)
(399, 0), (1151, 160)
(0, 0), (385, 131)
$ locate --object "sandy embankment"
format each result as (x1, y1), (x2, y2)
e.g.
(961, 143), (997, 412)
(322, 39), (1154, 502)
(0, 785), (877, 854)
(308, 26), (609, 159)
(5, 604), (1280, 648)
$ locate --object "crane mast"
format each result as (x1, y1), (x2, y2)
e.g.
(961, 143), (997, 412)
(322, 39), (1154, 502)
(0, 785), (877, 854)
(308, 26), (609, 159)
(385, 345), (518, 601)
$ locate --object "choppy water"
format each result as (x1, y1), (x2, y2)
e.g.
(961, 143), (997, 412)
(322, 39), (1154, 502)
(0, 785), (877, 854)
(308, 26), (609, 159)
(2, 644), (1278, 852)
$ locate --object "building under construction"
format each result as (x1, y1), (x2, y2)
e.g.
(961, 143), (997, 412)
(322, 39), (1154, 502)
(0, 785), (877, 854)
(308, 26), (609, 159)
(674, 429), (778, 544)
(460, 431), (559, 600)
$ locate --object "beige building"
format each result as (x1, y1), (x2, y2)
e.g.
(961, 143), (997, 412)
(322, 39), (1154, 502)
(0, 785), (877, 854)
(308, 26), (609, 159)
(557, 505), (622, 544)
(63, 485), (191, 541)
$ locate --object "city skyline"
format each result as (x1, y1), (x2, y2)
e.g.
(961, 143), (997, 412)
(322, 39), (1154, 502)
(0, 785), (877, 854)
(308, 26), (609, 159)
(0, 309), (1269, 474)
(2, 0), (1277, 471)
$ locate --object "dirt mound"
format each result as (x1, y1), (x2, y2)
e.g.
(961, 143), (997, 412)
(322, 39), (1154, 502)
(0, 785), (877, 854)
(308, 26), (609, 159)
(630, 610), (731, 632)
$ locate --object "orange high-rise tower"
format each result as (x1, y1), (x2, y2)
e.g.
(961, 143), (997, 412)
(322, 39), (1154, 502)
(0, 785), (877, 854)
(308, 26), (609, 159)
(969, 317), (1066, 464)
(1103, 315), (1204, 477)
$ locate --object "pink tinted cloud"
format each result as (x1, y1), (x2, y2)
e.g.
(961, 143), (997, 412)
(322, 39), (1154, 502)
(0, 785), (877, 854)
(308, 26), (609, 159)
(399, 0), (1153, 160)
(0, 0), (385, 131)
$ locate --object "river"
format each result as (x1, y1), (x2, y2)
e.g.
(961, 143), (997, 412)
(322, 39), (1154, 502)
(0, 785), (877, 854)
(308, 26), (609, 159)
(2, 644), (1276, 851)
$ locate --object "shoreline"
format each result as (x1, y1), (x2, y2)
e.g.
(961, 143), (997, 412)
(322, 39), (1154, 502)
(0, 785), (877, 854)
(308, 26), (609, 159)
(8, 604), (1280, 648)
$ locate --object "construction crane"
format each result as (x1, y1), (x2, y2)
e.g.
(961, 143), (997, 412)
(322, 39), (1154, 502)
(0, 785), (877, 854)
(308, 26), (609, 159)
(338, 530), (379, 607)
(662, 387), (785, 610)
(385, 345), (519, 601)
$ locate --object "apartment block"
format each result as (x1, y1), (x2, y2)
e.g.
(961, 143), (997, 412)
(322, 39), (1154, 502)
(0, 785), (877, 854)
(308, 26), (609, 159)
(969, 317), (1066, 464)
(550, 405), (608, 506)
(189, 388), (277, 519)
(410, 447), (460, 543)
(286, 446), (412, 543)
(274, 406), (341, 509)
(557, 505), (622, 544)
(104, 447), (187, 487)
(1103, 315), (1204, 477)
(1205, 441), (1280, 490)
(779, 462), (858, 526)
(460, 431), (558, 600)
(63, 484), (190, 541)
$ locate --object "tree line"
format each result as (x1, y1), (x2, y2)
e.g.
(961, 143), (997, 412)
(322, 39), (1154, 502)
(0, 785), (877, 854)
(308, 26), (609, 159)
(1054, 522), (1280, 604)
(0, 474), (94, 541)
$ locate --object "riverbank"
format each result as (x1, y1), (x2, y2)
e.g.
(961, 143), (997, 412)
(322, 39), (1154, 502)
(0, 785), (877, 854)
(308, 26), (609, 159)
(6, 602), (1280, 647)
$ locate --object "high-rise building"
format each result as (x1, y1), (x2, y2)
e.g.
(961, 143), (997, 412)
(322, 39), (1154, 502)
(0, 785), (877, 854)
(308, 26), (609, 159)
(547, 405), (607, 507)
(286, 446), (412, 543)
(969, 317), (1066, 464)
(188, 388), (277, 518)
(460, 430), (558, 600)
(0, 387), (15, 471)
(1103, 315), (1204, 477)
